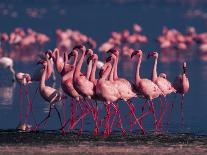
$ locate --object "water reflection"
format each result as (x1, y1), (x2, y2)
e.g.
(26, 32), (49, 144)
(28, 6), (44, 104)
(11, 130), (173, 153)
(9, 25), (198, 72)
(0, 83), (15, 109)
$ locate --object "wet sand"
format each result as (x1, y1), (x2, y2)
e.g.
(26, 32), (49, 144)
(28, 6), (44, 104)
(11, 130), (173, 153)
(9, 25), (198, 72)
(0, 130), (207, 154)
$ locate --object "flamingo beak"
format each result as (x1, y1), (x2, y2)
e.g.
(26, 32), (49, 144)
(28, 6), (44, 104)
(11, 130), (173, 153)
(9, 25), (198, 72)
(36, 60), (44, 65)
(68, 52), (74, 59)
(131, 51), (138, 59)
(73, 45), (83, 50)
(86, 49), (93, 56)
(106, 56), (112, 62)
(147, 52), (154, 59)
(183, 62), (187, 74)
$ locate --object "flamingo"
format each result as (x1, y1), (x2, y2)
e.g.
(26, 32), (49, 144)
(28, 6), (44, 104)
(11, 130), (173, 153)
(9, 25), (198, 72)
(61, 46), (96, 134)
(173, 62), (189, 125)
(34, 58), (66, 133)
(131, 50), (163, 131)
(106, 51), (138, 134)
(147, 51), (176, 126)
(59, 50), (85, 133)
(47, 48), (64, 74)
(95, 59), (122, 136)
(15, 52), (54, 127)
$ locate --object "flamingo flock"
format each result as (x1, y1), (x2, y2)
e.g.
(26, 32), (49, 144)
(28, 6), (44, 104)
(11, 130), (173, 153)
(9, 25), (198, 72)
(11, 45), (189, 136)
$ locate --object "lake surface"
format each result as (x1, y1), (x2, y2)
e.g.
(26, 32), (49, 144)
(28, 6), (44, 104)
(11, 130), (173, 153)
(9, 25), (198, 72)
(0, 0), (207, 136)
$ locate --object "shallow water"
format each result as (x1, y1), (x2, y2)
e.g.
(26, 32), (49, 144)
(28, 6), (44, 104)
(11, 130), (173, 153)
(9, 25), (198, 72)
(0, 0), (207, 136)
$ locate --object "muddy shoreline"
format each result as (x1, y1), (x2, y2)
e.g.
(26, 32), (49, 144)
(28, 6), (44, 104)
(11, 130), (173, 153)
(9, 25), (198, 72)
(0, 130), (207, 154)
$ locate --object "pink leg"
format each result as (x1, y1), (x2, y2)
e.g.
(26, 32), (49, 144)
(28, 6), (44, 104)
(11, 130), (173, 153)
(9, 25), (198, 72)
(61, 100), (66, 125)
(34, 104), (52, 131)
(113, 103), (126, 135)
(167, 94), (176, 125)
(93, 101), (99, 136)
(104, 104), (111, 136)
(24, 86), (32, 124)
(19, 85), (23, 124)
(125, 100), (145, 134)
(149, 100), (158, 130)
(180, 95), (184, 127)
(53, 105), (65, 134)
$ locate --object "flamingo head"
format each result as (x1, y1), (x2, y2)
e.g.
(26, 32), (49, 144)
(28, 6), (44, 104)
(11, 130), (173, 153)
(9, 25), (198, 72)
(37, 60), (47, 68)
(68, 49), (78, 59)
(85, 49), (94, 56)
(107, 48), (119, 57)
(87, 54), (98, 65)
(183, 62), (187, 74)
(147, 51), (158, 59)
(131, 50), (143, 59)
(73, 45), (86, 52)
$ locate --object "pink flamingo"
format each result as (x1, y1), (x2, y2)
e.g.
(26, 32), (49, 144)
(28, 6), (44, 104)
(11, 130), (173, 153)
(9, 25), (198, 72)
(34, 59), (66, 132)
(131, 50), (163, 131)
(59, 50), (85, 133)
(173, 62), (189, 125)
(106, 50), (138, 134)
(147, 51), (176, 126)
(95, 58), (122, 136)
(15, 52), (54, 126)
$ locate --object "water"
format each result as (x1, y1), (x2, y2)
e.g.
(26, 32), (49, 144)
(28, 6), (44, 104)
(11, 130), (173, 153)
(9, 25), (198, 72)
(0, 0), (207, 140)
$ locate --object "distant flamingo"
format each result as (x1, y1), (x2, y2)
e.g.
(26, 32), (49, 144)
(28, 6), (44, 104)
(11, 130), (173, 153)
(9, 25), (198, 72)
(131, 50), (163, 131)
(34, 59), (66, 133)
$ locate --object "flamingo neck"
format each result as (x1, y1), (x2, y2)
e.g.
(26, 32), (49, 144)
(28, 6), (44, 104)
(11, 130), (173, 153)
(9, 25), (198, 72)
(90, 59), (97, 82)
(114, 55), (119, 80)
(109, 58), (116, 81)
(73, 52), (78, 66)
(54, 50), (63, 73)
(136, 55), (142, 83)
(86, 60), (93, 79)
(152, 57), (158, 82)
(101, 63), (112, 80)
(74, 49), (85, 78)
(40, 65), (47, 89)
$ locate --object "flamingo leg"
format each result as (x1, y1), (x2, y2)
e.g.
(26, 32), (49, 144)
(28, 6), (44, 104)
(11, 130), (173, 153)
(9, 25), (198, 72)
(54, 105), (66, 134)
(113, 103), (126, 135)
(93, 100), (99, 136)
(167, 94), (176, 125)
(34, 104), (52, 131)
(180, 95), (184, 127)
(125, 100), (145, 134)
(19, 85), (23, 124)
(149, 100), (158, 130)
(103, 104), (111, 136)
(24, 86), (32, 124)
(61, 100), (66, 125)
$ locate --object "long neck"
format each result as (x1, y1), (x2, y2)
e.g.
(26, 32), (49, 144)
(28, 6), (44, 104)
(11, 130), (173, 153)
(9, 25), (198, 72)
(86, 59), (93, 79)
(40, 65), (47, 89)
(135, 55), (142, 83)
(114, 55), (119, 80)
(55, 50), (63, 73)
(152, 57), (158, 82)
(101, 64), (112, 80)
(74, 49), (85, 78)
(90, 59), (97, 82)
(109, 58), (116, 81)
(73, 52), (78, 66)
